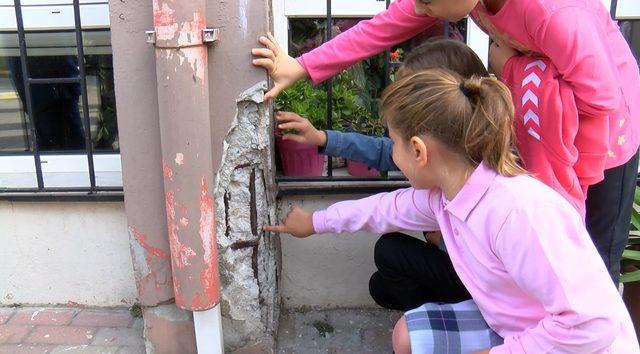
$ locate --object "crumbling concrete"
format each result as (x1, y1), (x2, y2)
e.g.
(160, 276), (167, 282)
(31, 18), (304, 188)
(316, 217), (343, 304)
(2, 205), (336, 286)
(214, 81), (279, 351)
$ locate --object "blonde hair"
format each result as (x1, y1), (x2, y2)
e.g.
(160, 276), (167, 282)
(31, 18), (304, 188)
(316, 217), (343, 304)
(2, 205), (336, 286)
(381, 68), (525, 177)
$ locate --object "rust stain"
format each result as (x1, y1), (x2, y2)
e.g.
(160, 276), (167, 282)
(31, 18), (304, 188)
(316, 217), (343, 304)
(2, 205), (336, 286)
(230, 239), (259, 250)
(165, 191), (196, 269)
(199, 177), (220, 304)
(162, 160), (174, 181)
(179, 203), (188, 215)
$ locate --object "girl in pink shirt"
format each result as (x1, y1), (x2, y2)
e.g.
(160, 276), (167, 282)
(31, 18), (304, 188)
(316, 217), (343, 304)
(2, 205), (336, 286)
(265, 69), (638, 354)
(253, 0), (640, 284)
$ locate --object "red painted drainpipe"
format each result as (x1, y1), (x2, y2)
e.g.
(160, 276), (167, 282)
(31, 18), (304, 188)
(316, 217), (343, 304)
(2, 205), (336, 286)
(150, 0), (220, 311)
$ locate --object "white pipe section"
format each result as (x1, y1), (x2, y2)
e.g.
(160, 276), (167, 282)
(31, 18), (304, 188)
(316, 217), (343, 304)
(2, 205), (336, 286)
(193, 305), (224, 354)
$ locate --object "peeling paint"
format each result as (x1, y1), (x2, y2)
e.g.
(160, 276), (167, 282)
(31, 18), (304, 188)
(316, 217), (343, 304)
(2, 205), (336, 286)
(175, 153), (185, 165)
(132, 227), (167, 260)
(199, 176), (220, 306)
(179, 47), (207, 83)
(179, 217), (189, 227)
(129, 225), (173, 302)
(165, 191), (196, 269)
(162, 160), (174, 181)
(153, 0), (178, 41)
(177, 12), (205, 46)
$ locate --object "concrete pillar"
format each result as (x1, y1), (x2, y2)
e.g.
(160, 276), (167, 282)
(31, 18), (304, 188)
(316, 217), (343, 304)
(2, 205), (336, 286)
(109, 0), (196, 353)
(111, 0), (279, 351)
(206, 1), (280, 351)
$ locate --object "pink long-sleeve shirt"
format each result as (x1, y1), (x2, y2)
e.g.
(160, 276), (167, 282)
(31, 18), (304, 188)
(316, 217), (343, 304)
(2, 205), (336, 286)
(298, 0), (640, 170)
(312, 162), (639, 353)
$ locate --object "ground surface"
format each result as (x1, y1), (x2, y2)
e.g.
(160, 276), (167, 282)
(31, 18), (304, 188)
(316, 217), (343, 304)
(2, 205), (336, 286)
(0, 306), (401, 353)
(0, 306), (144, 354)
(276, 308), (401, 354)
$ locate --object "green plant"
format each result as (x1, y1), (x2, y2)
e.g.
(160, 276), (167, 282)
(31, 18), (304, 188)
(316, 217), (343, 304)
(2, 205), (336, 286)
(275, 79), (329, 129)
(275, 69), (374, 133)
(622, 185), (640, 283)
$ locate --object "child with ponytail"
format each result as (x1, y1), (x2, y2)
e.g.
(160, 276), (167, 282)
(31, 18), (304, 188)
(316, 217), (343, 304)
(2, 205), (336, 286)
(265, 69), (638, 353)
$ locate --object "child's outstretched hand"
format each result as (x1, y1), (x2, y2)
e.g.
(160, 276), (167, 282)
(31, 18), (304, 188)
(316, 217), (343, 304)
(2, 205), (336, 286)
(488, 40), (518, 79)
(251, 32), (308, 101)
(263, 205), (315, 238)
(276, 111), (327, 147)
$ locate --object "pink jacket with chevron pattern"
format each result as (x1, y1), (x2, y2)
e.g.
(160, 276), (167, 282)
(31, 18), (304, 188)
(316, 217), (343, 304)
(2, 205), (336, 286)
(501, 56), (603, 219)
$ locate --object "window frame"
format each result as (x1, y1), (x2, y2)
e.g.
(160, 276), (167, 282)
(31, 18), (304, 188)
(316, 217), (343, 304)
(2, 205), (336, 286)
(615, 0), (640, 19)
(0, 0), (122, 199)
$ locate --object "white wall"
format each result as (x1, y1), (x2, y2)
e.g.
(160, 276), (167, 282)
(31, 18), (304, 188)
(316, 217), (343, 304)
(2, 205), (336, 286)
(0, 201), (137, 306)
(278, 194), (423, 309)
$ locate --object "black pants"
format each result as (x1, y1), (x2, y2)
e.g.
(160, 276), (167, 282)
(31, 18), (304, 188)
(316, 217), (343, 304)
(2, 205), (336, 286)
(585, 150), (639, 284)
(369, 233), (471, 311)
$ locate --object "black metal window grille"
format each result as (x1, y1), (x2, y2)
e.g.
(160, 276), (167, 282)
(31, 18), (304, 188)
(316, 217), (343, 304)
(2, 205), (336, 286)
(1, 0), (121, 195)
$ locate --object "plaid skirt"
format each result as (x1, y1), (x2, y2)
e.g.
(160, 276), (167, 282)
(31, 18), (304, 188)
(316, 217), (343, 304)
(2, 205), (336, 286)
(405, 300), (503, 354)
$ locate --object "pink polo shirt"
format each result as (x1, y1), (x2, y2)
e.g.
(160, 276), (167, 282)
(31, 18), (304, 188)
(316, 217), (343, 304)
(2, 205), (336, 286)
(312, 162), (639, 353)
(298, 0), (640, 170)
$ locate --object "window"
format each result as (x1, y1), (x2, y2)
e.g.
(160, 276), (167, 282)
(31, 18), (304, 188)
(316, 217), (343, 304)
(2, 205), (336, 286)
(616, 1), (640, 64)
(272, 0), (487, 187)
(0, 0), (121, 194)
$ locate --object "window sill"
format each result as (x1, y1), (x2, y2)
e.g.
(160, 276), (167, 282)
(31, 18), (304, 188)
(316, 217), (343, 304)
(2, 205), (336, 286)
(0, 190), (124, 202)
(277, 179), (410, 197)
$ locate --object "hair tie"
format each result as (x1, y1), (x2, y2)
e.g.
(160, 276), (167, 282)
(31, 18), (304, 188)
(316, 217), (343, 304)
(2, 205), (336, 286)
(459, 82), (472, 98)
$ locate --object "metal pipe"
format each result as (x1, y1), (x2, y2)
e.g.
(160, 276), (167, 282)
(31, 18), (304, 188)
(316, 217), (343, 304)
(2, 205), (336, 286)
(151, 0), (220, 312)
(193, 306), (224, 353)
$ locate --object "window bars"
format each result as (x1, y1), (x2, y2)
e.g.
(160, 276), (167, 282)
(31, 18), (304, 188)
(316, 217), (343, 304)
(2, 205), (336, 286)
(5, 0), (121, 194)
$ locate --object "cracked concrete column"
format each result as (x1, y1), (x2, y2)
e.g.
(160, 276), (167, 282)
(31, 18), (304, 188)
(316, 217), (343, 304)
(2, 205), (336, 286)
(110, 1), (197, 353)
(206, 1), (279, 351)
(112, 0), (278, 352)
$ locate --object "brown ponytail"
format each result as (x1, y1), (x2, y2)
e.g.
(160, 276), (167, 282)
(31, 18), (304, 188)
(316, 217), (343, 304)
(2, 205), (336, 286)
(381, 68), (525, 177)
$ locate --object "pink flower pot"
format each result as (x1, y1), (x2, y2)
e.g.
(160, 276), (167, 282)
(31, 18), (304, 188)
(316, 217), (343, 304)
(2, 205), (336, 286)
(276, 134), (325, 177)
(346, 159), (380, 177)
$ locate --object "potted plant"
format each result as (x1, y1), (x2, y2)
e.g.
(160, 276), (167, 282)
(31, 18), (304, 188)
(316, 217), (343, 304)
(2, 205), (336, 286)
(622, 186), (640, 338)
(275, 79), (328, 176)
(275, 68), (373, 177)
